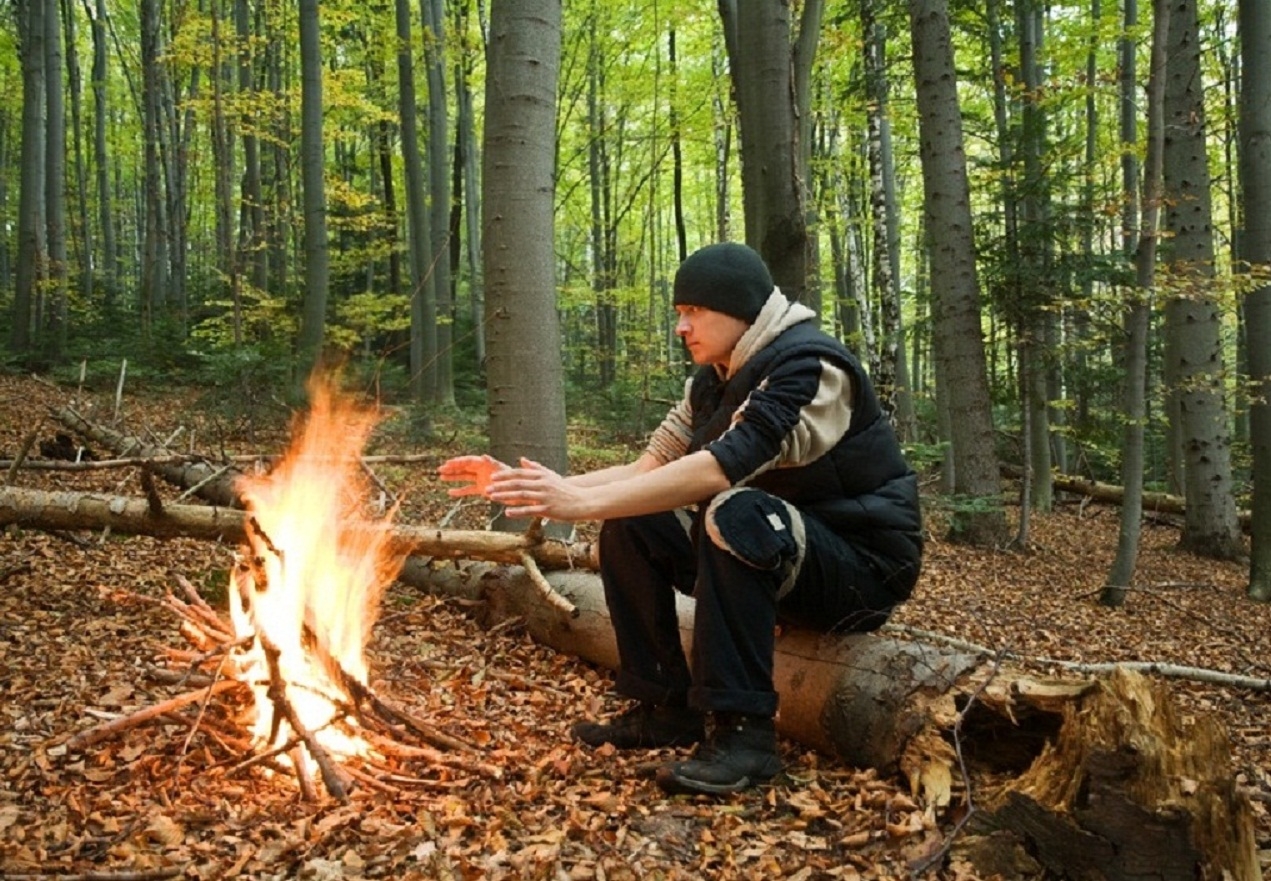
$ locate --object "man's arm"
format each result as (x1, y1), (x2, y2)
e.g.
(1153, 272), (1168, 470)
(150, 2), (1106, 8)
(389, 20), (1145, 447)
(487, 449), (730, 522)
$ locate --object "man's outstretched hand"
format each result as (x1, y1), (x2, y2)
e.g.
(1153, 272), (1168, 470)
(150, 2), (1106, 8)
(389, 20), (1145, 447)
(437, 454), (506, 499)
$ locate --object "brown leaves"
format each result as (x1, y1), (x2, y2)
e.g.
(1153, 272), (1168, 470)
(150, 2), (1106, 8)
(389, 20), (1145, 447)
(2, 374), (1270, 879)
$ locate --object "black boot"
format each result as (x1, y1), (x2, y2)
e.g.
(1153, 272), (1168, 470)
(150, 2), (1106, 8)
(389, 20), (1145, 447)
(572, 702), (705, 749)
(655, 713), (782, 795)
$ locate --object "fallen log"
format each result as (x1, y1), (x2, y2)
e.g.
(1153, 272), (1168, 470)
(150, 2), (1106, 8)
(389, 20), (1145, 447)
(1002, 464), (1253, 532)
(0, 483), (598, 571)
(2, 483), (1260, 879)
(409, 561), (1261, 881)
(55, 406), (246, 507)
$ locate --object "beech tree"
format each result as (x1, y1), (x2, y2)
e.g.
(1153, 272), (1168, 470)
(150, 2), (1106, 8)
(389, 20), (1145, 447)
(717, 0), (822, 306)
(482, 0), (567, 475)
(1160, 0), (1242, 560)
(908, 0), (1007, 546)
(1105, 0), (1168, 606)
(1241, 0), (1271, 601)
(296, 0), (331, 383)
(10, 0), (45, 358)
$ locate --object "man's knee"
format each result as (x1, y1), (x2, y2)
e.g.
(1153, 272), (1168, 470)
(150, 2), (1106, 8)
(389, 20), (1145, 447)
(703, 488), (805, 571)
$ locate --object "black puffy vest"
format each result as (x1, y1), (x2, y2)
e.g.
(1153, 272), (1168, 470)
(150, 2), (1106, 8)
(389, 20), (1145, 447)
(687, 321), (922, 594)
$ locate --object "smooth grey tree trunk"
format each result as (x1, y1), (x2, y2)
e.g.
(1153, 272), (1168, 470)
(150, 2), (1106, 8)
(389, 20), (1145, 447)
(63, 0), (91, 310)
(1105, 0), (1166, 606)
(139, 0), (169, 331)
(424, 0), (454, 406)
(395, 0), (436, 404)
(717, 0), (816, 305)
(1017, 0), (1053, 517)
(11, 0), (47, 356)
(43, 0), (67, 358)
(1240, 0), (1271, 601)
(1161, 0), (1242, 560)
(236, 0), (266, 298)
(908, 0), (1007, 545)
(90, 0), (115, 312)
(482, 0), (568, 476)
(453, 2), (484, 369)
(296, 0), (330, 383)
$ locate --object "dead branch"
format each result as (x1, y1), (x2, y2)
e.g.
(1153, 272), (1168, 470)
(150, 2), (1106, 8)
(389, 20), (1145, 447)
(886, 624), (1271, 692)
(0, 483), (600, 571)
(65, 679), (245, 751)
(55, 406), (245, 507)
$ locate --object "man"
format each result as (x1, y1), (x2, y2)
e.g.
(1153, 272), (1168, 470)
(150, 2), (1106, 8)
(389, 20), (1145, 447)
(440, 242), (922, 795)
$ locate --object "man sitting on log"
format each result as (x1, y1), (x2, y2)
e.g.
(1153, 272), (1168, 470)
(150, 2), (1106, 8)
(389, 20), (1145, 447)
(440, 242), (923, 795)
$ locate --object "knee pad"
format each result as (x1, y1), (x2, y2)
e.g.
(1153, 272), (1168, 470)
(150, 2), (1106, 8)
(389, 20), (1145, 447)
(704, 488), (806, 584)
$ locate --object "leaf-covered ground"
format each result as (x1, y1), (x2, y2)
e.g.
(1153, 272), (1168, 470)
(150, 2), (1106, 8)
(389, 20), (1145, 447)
(1, 372), (1268, 880)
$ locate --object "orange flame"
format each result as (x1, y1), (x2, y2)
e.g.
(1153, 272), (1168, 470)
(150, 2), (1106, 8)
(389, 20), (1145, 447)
(228, 375), (405, 764)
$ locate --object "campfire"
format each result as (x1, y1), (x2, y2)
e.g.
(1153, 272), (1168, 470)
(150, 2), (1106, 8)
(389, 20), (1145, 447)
(67, 376), (492, 800)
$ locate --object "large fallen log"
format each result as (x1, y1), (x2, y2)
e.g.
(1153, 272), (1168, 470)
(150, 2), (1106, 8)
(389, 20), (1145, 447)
(1, 483), (1260, 879)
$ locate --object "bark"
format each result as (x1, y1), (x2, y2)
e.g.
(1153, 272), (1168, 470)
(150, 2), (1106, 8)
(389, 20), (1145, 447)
(12, 0), (47, 356)
(908, 0), (1007, 545)
(1239, 0), (1271, 602)
(0, 480), (1256, 879)
(718, 0), (812, 306)
(1161, 0), (1242, 559)
(43, 0), (67, 358)
(395, 0), (435, 403)
(958, 667), (1260, 881)
(482, 0), (568, 476)
(1106, 0), (1166, 605)
(423, 0), (454, 407)
(297, 0), (330, 381)
(452, 1), (483, 368)
(90, 0), (116, 311)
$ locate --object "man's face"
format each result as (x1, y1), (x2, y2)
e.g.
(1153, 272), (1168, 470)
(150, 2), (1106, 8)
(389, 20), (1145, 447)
(674, 305), (750, 368)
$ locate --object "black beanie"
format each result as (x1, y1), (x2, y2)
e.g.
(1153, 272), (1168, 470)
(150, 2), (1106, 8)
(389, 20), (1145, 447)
(672, 242), (774, 323)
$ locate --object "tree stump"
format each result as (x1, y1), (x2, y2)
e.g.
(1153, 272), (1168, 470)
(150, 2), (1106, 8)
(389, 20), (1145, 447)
(959, 667), (1260, 881)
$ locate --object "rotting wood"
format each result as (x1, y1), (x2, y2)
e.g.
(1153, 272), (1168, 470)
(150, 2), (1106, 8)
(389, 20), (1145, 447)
(406, 561), (1262, 881)
(956, 667), (1261, 881)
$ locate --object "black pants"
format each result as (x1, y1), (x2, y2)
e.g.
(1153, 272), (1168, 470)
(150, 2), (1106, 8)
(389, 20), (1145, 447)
(597, 488), (902, 718)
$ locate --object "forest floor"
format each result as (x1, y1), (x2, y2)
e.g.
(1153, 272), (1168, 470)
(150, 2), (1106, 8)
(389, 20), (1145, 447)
(0, 371), (1268, 880)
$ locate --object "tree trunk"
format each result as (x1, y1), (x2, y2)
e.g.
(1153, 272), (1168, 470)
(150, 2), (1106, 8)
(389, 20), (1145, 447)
(297, 0), (330, 384)
(482, 0), (568, 478)
(394, 0), (436, 404)
(1241, 0), (1271, 602)
(140, 0), (167, 332)
(43, 0), (67, 359)
(0, 481), (1258, 880)
(12, 0), (47, 357)
(424, 0), (455, 407)
(1106, 0), (1166, 605)
(718, 0), (813, 305)
(908, 0), (1007, 545)
(959, 666), (1260, 881)
(90, 0), (116, 312)
(1161, 0), (1242, 560)
(63, 0), (92, 312)
(453, 0), (484, 369)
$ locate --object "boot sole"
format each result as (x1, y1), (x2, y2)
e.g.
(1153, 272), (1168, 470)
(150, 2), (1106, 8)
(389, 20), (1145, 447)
(654, 762), (781, 796)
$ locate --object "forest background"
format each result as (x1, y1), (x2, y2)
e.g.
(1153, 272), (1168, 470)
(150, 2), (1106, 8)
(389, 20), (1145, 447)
(1, 0), (1269, 600)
